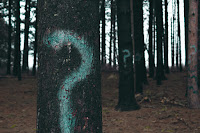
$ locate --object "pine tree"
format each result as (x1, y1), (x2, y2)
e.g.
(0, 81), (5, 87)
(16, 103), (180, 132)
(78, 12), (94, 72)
(115, 0), (139, 111)
(164, 0), (169, 73)
(22, 0), (31, 72)
(6, 0), (12, 75)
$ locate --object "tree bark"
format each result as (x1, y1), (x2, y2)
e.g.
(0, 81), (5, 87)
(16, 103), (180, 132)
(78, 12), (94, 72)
(149, 0), (154, 77)
(164, 0), (169, 73)
(32, 5), (38, 76)
(177, 0), (182, 71)
(184, 0), (189, 67)
(22, 0), (31, 72)
(133, 0), (144, 93)
(37, 0), (102, 132)
(155, 0), (163, 85)
(187, 0), (200, 108)
(101, 0), (106, 65)
(6, 0), (12, 75)
(115, 0), (139, 111)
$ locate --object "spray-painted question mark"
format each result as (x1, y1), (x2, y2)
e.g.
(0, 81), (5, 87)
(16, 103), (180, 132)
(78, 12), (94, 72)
(122, 49), (130, 68)
(44, 30), (93, 133)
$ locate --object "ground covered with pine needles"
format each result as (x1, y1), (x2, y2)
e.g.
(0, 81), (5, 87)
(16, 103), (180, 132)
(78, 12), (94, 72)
(0, 69), (200, 133)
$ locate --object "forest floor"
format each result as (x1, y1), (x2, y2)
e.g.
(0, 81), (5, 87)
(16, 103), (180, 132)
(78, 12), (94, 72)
(0, 69), (200, 133)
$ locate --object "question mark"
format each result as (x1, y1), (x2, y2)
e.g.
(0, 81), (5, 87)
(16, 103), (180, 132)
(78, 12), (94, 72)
(122, 49), (130, 68)
(44, 30), (93, 133)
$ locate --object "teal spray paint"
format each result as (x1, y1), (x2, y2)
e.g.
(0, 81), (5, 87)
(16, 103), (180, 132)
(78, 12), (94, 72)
(43, 30), (93, 133)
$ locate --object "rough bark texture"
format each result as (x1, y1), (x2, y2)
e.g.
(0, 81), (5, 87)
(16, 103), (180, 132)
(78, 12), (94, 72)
(187, 0), (200, 109)
(37, 0), (102, 132)
(115, 0), (139, 111)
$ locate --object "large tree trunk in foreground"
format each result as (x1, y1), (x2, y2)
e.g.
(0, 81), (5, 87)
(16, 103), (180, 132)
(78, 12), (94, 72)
(187, 0), (200, 109)
(37, 0), (102, 132)
(115, 0), (139, 111)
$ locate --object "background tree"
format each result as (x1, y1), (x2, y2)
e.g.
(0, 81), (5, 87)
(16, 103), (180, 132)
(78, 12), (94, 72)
(177, 0), (182, 71)
(101, 0), (106, 65)
(37, 0), (102, 132)
(149, 0), (154, 77)
(155, 0), (164, 85)
(184, 0), (189, 67)
(187, 0), (200, 108)
(6, 0), (12, 75)
(133, 0), (145, 93)
(32, 3), (37, 76)
(22, 0), (31, 72)
(115, 0), (139, 111)
(164, 0), (169, 73)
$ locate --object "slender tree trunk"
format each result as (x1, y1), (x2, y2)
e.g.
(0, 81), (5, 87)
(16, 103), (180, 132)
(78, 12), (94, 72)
(37, 0), (102, 132)
(172, 0), (175, 67)
(149, 0), (154, 78)
(13, 0), (21, 80)
(187, 0), (200, 108)
(109, 0), (113, 67)
(6, 0), (12, 75)
(164, 0), (169, 73)
(156, 0), (163, 85)
(176, 0), (179, 69)
(133, 0), (144, 93)
(102, 0), (106, 65)
(177, 0), (182, 71)
(22, 0), (31, 72)
(32, 6), (38, 76)
(113, 0), (116, 68)
(115, 0), (139, 111)
(184, 0), (189, 67)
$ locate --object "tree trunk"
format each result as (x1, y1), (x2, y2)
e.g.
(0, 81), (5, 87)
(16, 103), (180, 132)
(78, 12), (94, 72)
(155, 0), (163, 85)
(115, 0), (139, 111)
(149, 0), (154, 78)
(14, 0), (21, 80)
(37, 0), (102, 132)
(164, 0), (169, 73)
(187, 0), (200, 109)
(109, 0), (113, 67)
(172, 0), (175, 67)
(102, 0), (106, 65)
(32, 6), (38, 76)
(113, 0), (116, 68)
(133, 0), (144, 93)
(184, 0), (189, 67)
(6, 0), (12, 75)
(177, 0), (182, 71)
(22, 0), (31, 72)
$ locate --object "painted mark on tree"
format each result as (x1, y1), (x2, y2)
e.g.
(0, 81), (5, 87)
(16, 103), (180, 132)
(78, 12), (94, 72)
(43, 30), (93, 133)
(122, 49), (130, 68)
